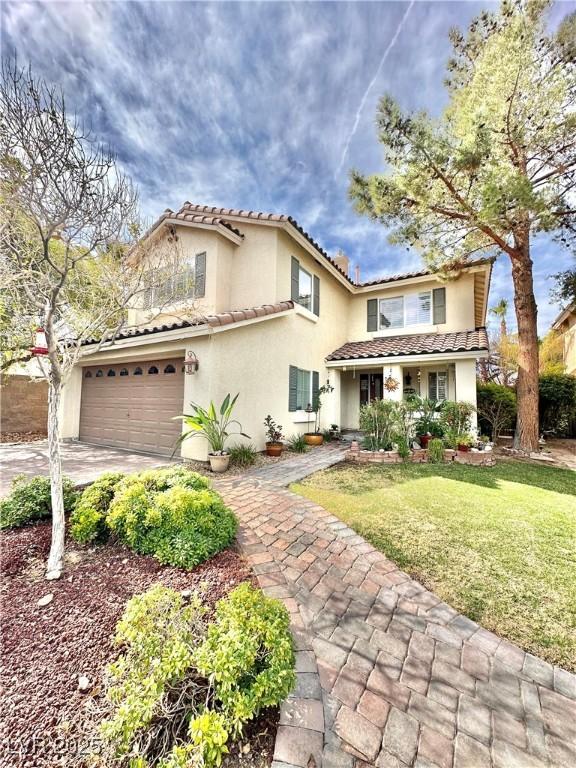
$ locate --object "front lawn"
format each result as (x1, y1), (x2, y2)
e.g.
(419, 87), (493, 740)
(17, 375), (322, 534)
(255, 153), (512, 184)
(293, 460), (576, 670)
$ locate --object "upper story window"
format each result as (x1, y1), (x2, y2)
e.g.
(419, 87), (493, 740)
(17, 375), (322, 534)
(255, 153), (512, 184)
(143, 251), (206, 310)
(291, 256), (319, 316)
(367, 287), (445, 331)
(380, 291), (431, 329)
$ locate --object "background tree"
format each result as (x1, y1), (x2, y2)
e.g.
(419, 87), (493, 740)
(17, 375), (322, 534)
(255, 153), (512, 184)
(539, 329), (565, 374)
(477, 382), (517, 440)
(0, 60), (191, 578)
(349, 0), (575, 453)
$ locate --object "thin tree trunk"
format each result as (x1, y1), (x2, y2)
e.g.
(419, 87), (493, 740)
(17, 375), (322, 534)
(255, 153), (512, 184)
(510, 240), (540, 453)
(45, 313), (65, 578)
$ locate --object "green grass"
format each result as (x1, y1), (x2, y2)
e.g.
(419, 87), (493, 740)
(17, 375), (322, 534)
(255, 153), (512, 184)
(292, 460), (576, 670)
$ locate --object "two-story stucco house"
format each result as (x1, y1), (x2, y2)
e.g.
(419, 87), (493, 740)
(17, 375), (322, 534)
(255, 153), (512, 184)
(59, 203), (492, 460)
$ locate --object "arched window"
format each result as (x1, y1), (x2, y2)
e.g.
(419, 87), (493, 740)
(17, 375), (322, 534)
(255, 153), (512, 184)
(84, 370), (92, 378)
(133, 367), (143, 376)
(148, 365), (159, 375)
(95, 369), (104, 378)
(107, 369), (116, 377)
(119, 368), (129, 377)
(163, 364), (176, 374)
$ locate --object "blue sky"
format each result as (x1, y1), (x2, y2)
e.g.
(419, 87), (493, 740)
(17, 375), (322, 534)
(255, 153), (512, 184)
(2, 0), (574, 334)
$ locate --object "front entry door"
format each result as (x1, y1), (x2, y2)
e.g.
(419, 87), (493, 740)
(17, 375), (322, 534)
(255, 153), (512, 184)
(360, 373), (383, 406)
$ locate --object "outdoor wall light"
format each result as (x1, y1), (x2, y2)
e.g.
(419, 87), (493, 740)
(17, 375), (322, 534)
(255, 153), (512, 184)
(184, 350), (199, 374)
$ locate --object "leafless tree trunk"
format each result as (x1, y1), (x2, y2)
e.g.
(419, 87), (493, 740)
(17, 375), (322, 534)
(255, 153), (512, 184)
(45, 309), (64, 576)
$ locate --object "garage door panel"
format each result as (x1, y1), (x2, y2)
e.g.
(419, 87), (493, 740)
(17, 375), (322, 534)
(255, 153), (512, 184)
(79, 358), (184, 456)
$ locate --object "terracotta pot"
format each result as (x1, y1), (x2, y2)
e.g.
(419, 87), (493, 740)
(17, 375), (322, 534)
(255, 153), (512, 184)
(457, 444), (470, 453)
(419, 434), (431, 449)
(209, 453), (230, 473)
(304, 433), (324, 446)
(266, 442), (283, 457)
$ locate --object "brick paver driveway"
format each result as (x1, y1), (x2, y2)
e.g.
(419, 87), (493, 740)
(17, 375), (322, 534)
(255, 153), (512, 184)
(0, 441), (174, 497)
(215, 445), (576, 768)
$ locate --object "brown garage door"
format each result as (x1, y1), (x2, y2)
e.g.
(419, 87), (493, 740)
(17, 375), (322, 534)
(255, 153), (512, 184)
(79, 358), (184, 456)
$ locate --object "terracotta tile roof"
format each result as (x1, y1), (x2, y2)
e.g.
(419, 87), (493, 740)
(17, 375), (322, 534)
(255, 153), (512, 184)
(357, 257), (495, 288)
(326, 328), (489, 361)
(160, 209), (244, 239)
(81, 301), (294, 347)
(172, 203), (355, 283)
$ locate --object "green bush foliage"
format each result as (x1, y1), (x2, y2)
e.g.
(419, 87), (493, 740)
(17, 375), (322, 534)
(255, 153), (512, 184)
(0, 474), (77, 529)
(101, 584), (207, 755)
(427, 438), (445, 464)
(287, 434), (308, 453)
(70, 471), (126, 543)
(107, 469), (236, 569)
(539, 374), (576, 436)
(476, 383), (517, 439)
(99, 582), (295, 768)
(229, 443), (257, 468)
(194, 582), (296, 733)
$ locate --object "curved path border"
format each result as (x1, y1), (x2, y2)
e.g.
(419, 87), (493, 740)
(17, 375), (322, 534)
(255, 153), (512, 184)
(215, 446), (576, 768)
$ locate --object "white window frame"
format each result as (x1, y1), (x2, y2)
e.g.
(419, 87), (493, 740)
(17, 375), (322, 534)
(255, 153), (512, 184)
(428, 370), (448, 401)
(143, 253), (203, 310)
(296, 368), (313, 411)
(379, 290), (432, 330)
(297, 264), (314, 312)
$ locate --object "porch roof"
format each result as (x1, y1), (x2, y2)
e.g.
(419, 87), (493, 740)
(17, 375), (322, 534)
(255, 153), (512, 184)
(326, 327), (488, 362)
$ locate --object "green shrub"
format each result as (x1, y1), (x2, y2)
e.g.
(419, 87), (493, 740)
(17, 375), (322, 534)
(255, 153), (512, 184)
(100, 584), (207, 757)
(287, 434), (308, 453)
(539, 374), (576, 436)
(99, 582), (295, 768)
(427, 438), (445, 463)
(107, 468), (236, 569)
(70, 471), (126, 543)
(321, 429), (334, 442)
(229, 443), (257, 468)
(195, 582), (295, 733)
(477, 383), (516, 439)
(439, 400), (475, 436)
(0, 474), (78, 529)
(395, 435), (411, 460)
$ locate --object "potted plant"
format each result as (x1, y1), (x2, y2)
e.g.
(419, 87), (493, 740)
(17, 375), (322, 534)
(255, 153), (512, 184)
(304, 382), (334, 446)
(264, 415), (284, 457)
(412, 398), (442, 448)
(176, 393), (250, 473)
(456, 434), (475, 452)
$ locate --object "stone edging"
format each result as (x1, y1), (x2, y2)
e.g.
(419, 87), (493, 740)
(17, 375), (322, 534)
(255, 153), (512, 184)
(347, 441), (496, 466)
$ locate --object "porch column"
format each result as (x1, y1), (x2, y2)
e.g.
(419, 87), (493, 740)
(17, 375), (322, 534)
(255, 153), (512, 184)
(383, 364), (403, 402)
(325, 368), (341, 430)
(454, 359), (478, 431)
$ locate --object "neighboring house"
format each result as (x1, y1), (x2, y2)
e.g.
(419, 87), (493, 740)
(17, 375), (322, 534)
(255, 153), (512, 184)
(552, 301), (576, 375)
(60, 203), (492, 460)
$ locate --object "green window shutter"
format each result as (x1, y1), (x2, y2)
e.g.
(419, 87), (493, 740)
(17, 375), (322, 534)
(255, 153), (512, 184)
(312, 371), (320, 408)
(195, 252), (206, 298)
(313, 275), (320, 316)
(289, 365), (299, 412)
(367, 298), (378, 331)
(428, 372), (437, 400)
(433, 287), (446, 324)
(291, 256), (300, 303)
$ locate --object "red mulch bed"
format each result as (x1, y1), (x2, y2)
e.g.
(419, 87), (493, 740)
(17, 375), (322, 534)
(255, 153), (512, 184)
(0, 431), (46, 444)
(0, 521), (258, 768)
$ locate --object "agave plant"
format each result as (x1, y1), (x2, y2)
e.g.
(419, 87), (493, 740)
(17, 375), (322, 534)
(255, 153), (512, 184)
(176, 394), (250, 455)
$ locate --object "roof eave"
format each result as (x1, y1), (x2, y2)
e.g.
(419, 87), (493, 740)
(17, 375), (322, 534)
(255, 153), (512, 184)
(326, 348), (489, 367)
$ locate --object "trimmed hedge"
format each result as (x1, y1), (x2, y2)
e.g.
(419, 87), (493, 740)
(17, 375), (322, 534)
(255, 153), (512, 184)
(71, 466), (236, 570)
(0, 474), (78, 530)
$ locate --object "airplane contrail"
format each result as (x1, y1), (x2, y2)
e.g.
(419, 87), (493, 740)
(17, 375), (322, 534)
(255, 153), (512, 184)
(335, 0), (415, 179)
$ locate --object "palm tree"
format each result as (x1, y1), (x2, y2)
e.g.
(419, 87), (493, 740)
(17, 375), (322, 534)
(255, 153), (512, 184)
(490, 298), (508, 339)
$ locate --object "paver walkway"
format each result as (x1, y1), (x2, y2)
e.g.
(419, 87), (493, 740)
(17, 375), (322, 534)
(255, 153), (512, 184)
(215, 445), (576, 768)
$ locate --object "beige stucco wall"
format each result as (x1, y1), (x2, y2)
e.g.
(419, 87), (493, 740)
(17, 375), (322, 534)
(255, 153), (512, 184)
(347, 273), (476, 342)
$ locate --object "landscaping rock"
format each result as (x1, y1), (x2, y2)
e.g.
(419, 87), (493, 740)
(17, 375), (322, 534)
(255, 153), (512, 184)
(37, 593), (53, 607)
(78, 675), (91, 692)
